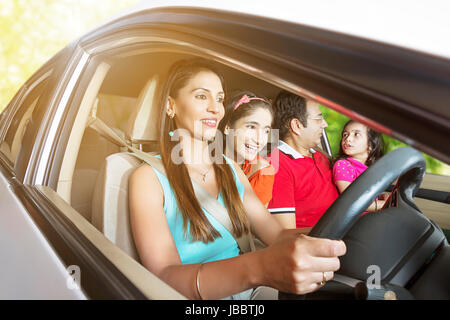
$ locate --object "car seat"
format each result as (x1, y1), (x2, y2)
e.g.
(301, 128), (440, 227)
(91, 75), (160, 261)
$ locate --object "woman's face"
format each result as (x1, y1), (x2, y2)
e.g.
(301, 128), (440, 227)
(341, 122), (370, 160)
(229, 107), (272, 162)
(169, 70), (225, 141)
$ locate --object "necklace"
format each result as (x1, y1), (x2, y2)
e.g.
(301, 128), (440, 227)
(189, 165), (212, 183)
(200, 168), (210, 182)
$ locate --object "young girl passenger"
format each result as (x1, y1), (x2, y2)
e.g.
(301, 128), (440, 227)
(218, 92), (275, 206)
(128, 58), (345, 300)
(333, 120), (386, 212)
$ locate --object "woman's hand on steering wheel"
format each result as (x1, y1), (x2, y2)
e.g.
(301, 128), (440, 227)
(256, 229), (346, 294)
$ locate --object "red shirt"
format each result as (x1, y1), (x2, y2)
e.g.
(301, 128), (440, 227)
(267, 141), (339, 228)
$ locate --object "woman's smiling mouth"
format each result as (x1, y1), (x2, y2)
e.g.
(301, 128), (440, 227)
(201, 119), (218, 127)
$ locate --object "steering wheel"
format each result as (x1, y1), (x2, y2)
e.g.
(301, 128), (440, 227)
(280, 147), (430, 300)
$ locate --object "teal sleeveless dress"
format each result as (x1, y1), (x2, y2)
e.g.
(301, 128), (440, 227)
(150, 155), (253, 300)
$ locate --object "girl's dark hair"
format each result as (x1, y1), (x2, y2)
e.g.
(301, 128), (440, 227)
(158, 58), (250, 243)
(218, 90), (273, 150)
(336, 120), (385, 166)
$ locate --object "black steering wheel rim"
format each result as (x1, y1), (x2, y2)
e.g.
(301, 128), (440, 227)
(309, 147), (426, 240)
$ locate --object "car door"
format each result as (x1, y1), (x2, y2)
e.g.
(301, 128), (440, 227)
(0, 61), (86, 299)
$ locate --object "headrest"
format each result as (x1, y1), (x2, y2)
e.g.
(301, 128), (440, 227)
(126, 75), (161, 142)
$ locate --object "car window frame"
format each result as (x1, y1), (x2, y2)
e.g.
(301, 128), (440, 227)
(0, 85), (27, 141)
(44, 15), (450, 219)
(82, 8), (449, 218)
(88, 7), (450, 163)
(8, 7), (448, 300)
(36, 8), (449, 188)
(0, 46), (73, 183)
(0, 69), (52, 168)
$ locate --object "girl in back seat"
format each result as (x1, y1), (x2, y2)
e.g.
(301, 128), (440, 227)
(333, 120), (386, 212)
(128, 58), (346, 300)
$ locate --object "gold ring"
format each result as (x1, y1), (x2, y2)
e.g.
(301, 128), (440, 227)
(319, 272), (327, 285)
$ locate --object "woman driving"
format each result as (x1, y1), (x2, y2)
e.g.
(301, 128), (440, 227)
(128, 58), (346, 300)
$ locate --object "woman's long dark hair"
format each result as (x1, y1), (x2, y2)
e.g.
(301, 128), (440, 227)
(158, 58), (250, 243)
(336, 120), (385, 166)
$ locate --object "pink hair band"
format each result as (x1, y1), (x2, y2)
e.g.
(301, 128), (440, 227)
(234, 94), (267, 110)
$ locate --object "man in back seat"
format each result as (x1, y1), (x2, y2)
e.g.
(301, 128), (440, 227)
(267, 91), (339, 231)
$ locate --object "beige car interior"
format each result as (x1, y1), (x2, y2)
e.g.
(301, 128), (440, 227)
(415, 174), (450, 230)
(90, 74), (162, 261)
(57, 62), (112, 208)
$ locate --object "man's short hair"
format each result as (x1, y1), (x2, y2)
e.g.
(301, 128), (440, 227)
(272, 90), (308, 140)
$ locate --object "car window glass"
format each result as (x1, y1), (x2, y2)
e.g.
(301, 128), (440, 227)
(0, 75), (51, 166)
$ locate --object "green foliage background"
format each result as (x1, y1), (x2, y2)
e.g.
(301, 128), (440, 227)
(0, 1), (448, 176)
(0, 0), (139, 111)
(321, 107), (450, 176)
